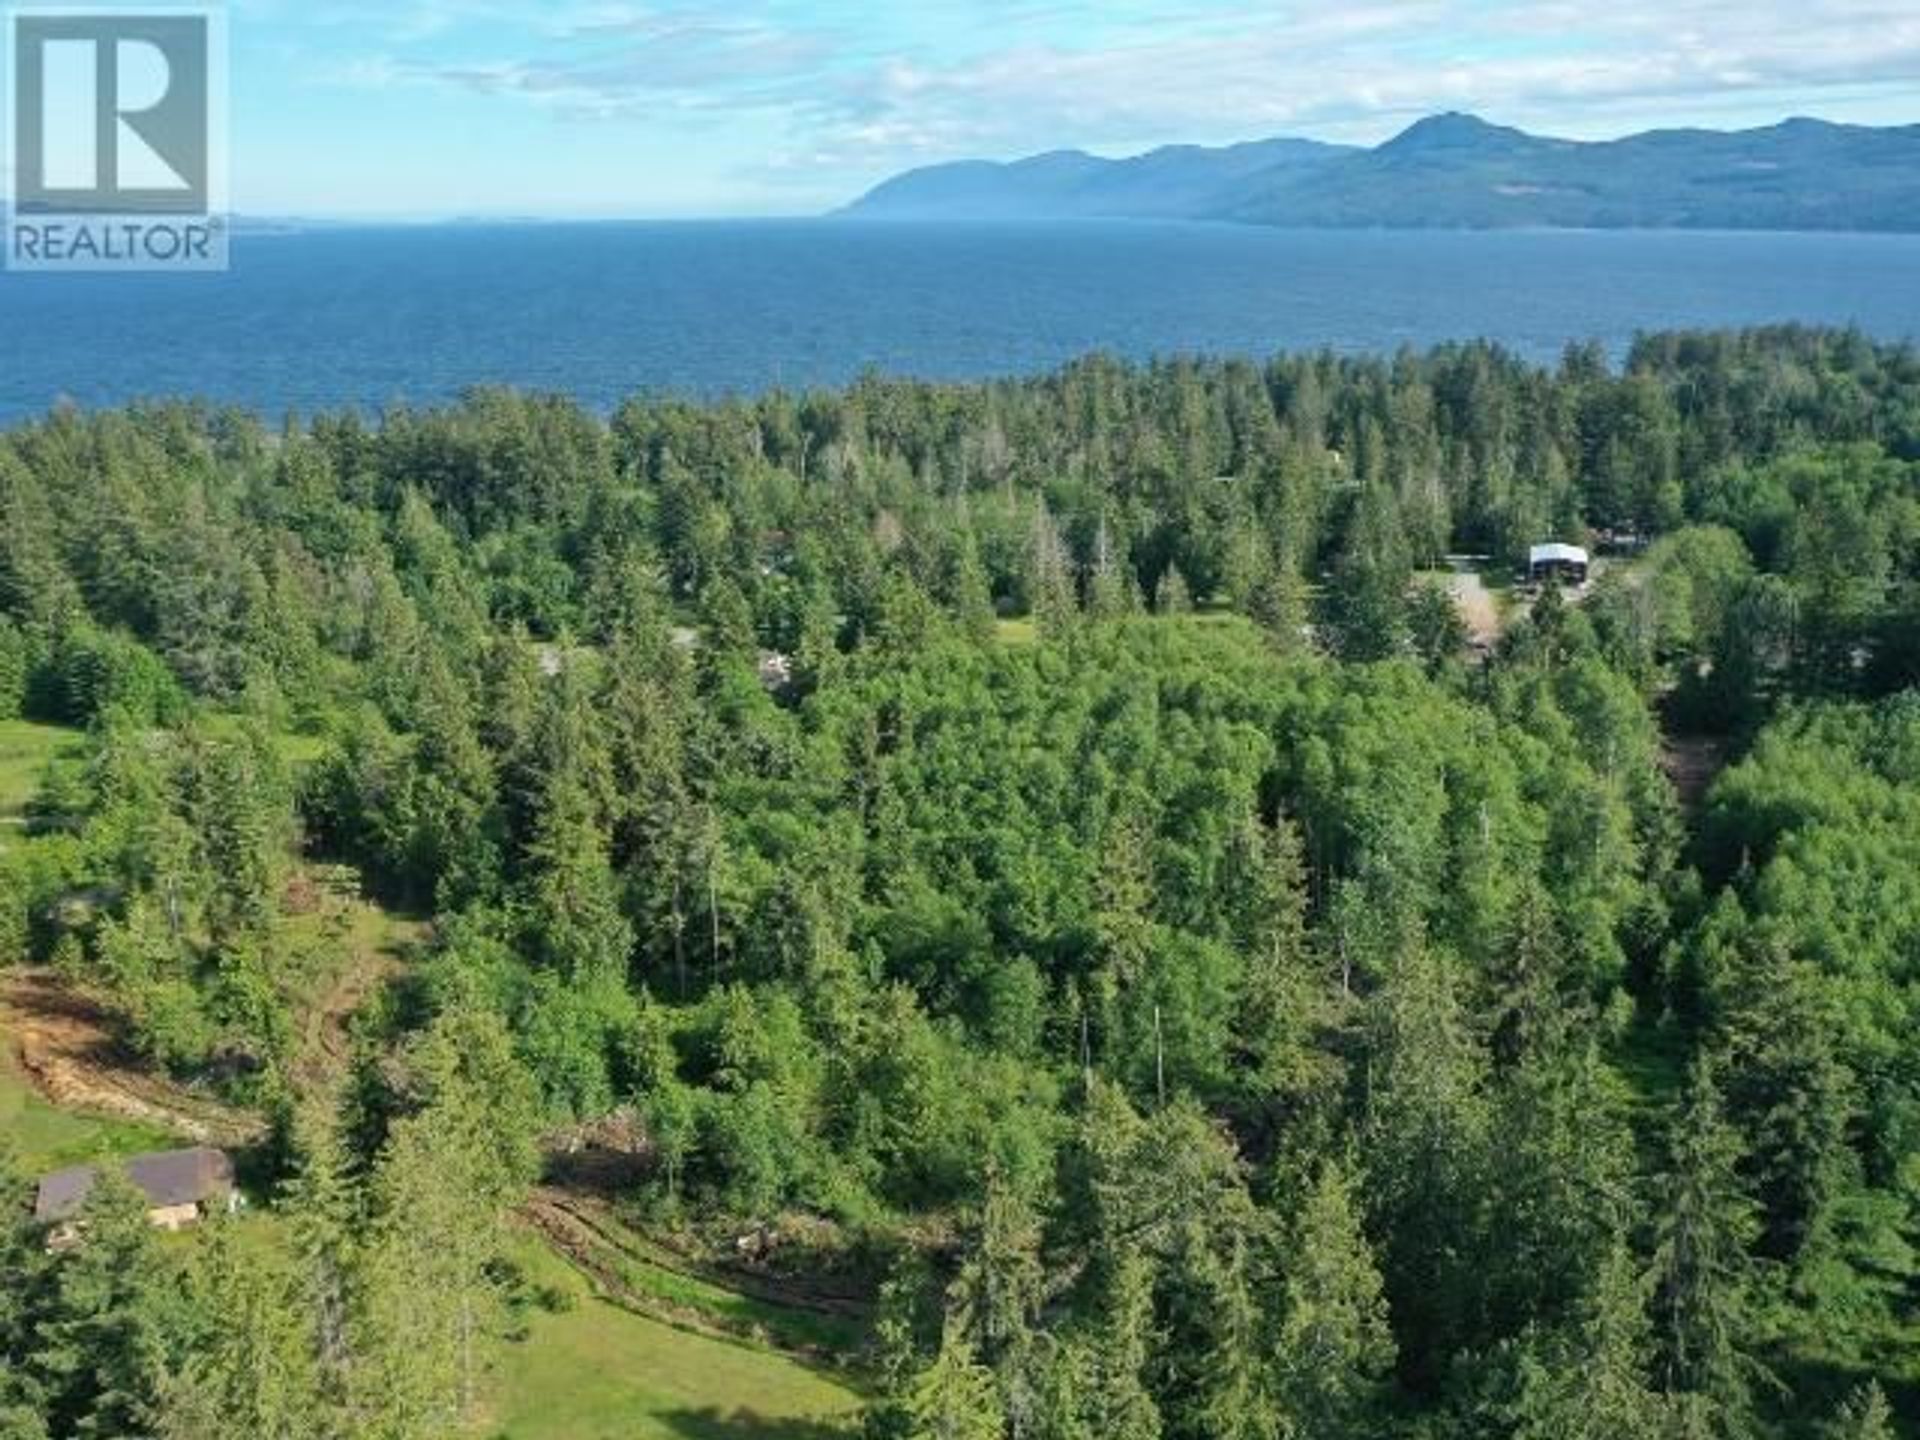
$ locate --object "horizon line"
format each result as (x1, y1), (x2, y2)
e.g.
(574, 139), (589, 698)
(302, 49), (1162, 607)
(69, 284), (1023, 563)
(8, 108), (1912, 226)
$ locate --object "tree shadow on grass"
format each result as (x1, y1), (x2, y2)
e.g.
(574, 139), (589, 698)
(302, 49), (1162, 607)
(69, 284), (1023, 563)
(657, 1408), (856, 1440)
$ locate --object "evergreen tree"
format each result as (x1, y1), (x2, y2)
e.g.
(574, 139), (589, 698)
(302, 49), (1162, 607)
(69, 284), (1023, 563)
(1362, 944), (1492, 1390)
(1092, 809), (1157, 1085)
(407, 653), (501, 908)
(1487, 880), (1568, 1070)
(1486, 1046), (1638, 1335)
(1407, 580), (1469, 674)
(30, 1173), (186, 1440)
(160, 1218), (329, 1440)
(1328, 484), (1413, 661)
(1230, 813), (1337, 1106)
(1187, 1232), (1276, 1440)
(1650, 1058), (1763, 1432)
(951, 1166), (1045, 1429)
(279, 1099), (360, 1397)
(907, 1321), (1007, 1440)
(1087, 517), (1137, 619)
(1155, 567), (1193, 617)
(1031, 1341), (1096, 1440)
(1274, 1160), (1395, 1438)
(1825, 1383), (1895, 1440)
(940, 529), (999, 641)
(1243, 556), (1311, 652)
(0, 1144), (50, 1439)
(1503, 1243), (1668, 1440)
(1082, 1251), (1162, 1440)
(1030, 504), (1079, 636)
(351, 1007), (540, 1437)
(1711, 939), (1850, 1265)
(524, 768), (633, 986)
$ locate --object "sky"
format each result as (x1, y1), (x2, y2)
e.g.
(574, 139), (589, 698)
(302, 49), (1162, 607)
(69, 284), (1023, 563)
(204, 0), (1920, 217)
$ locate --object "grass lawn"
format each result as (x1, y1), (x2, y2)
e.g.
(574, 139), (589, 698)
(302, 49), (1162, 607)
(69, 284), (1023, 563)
(486, 1239), (864, 1440)
(0, 719), (84, 826)
(611, 1252), (864, 1357)
(0, 1045), (177, 1174)
(0, 719), (333, 832)
(546, 1202), (866, 1356)
(196, 712), (334, 770)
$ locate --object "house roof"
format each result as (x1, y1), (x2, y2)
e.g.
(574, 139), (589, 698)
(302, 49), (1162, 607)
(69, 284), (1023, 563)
(1529, 543), (1590, 568)
(35, 1148), (236, 1223)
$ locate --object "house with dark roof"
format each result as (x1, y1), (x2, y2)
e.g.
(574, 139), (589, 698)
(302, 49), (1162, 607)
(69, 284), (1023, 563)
(35, 1147), (238, 1242)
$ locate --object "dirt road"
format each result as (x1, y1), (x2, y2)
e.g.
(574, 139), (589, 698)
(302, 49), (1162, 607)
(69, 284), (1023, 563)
(1443, 565), (1505, 650)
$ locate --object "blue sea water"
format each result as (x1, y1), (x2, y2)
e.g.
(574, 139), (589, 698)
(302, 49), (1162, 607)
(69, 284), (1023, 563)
(1, 219), (1917, 422)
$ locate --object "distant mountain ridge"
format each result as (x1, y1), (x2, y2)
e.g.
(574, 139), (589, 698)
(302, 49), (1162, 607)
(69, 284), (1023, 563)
(847, 136), (1355, 221)
(843, 113), (1920, 231)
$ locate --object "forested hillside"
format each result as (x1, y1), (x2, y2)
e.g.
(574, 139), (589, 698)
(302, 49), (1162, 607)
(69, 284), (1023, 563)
(846, 114), (1920, 231)
(3, 327), (1920, 1438)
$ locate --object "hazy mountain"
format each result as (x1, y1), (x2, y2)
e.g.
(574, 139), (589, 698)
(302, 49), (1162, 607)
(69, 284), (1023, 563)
(841, 136), (1354, 220)
(844, 113), (1920, 231)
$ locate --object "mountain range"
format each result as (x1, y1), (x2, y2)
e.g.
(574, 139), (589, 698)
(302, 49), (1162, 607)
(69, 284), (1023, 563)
(842, 113), (1920, 231)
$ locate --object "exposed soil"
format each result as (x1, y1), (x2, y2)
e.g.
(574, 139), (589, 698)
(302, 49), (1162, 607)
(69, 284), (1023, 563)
(1660, 733), (1730, 814)
(278, 874), (429, 1098)
(0, 970), (264, 1147)
(523, 1189), (869, 1347)
(289, 932), (414, 1098)
(524, 1191), (688, 1321)
(1445, 568), (1505, 651)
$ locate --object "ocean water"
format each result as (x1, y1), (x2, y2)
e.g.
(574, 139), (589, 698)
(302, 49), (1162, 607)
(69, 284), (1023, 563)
(1, 219), (1917, 422)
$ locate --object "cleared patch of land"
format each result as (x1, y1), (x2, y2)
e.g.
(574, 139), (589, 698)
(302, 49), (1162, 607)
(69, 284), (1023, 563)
(0, 719), (84, 830)
(525, 1191), (867, 1360)
(0, 1020), (178, 1173)
(280, 881), (429, 1096)
(0, 716), (861, 1436)
(1660, 733), (1730, 814)
(1444, 569), (1505, 650)
(486, 1234), (864, 1440)
(0, 970), (265, 1150)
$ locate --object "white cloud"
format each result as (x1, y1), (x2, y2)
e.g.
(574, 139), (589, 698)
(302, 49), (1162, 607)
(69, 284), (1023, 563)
(316, 0), (1920, 180)
(786, 0), (1920, 165)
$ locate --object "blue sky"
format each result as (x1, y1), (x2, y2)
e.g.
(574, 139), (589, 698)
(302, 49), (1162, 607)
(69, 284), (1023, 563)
(220, 0), (1920, 217)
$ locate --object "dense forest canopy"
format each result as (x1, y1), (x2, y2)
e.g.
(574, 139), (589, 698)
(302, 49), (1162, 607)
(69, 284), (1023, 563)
(2, 326), (1920, 1438)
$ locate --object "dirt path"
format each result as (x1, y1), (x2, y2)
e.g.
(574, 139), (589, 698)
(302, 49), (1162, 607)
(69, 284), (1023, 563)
(270, 873), (430, 1098)
(1660, 733), (1730, 814)
(0, 970), (264, 1146)
(1442, 564), (1505, 651)
(288, 936), (412, 1090)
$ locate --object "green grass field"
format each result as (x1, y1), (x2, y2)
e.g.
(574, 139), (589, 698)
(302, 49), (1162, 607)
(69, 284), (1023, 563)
(486, 1239), (863, 1440)
(196, 712), (334, 771)
(0, 718), (335, 831)
(0, 719), (84, 826)
(608, 1251), (863, 1357)
(541, 1201), (866, 1357)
